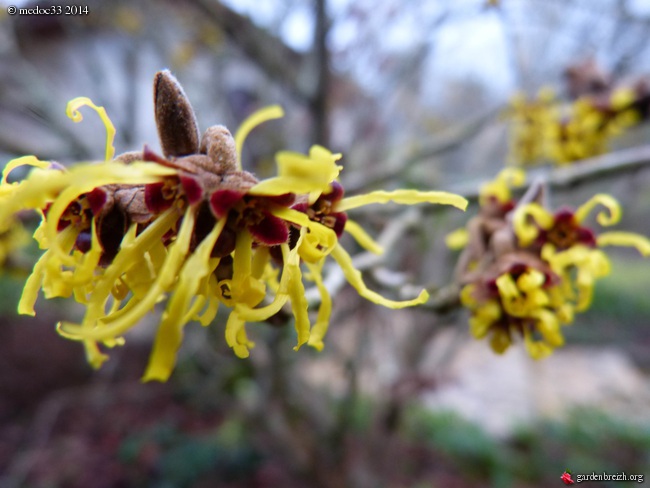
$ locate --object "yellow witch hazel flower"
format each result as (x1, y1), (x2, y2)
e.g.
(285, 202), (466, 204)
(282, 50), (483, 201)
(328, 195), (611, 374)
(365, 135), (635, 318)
(506, 86), (643, 166)
(513, 193), (650, 311)
(461, 261), (566, 359)
(0, 218), (29, 270)
(454, 169), (650, 359)
(2, 70), (468, 381)
(506, 87), (557, 166)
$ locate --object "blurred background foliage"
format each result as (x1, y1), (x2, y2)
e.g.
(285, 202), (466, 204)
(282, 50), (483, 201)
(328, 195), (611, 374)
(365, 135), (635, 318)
(1, 0), (650, 486)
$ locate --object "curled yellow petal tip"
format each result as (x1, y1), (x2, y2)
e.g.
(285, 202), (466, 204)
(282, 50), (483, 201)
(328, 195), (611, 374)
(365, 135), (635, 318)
(66, 97), (116, 161)
(2, 155), (51, 185)
(330, 244), (429, 309)
(575, 194), (621, 227)
(234, 105), (284, 169)
(513, 203), (553, 247)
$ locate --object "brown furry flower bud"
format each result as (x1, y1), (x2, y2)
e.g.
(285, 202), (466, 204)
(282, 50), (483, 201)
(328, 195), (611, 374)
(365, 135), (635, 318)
(200, 125), (238, 173)
(154, 70), (200, 158)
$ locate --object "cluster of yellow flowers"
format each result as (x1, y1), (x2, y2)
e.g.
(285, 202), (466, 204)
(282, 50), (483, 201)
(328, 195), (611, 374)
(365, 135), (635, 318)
(0, 218), (28, 270)
(0, 71), (467, 381)
(450, 169), (650, 358)
(507, 87), (641, 166)
(3, 69), (648, 374)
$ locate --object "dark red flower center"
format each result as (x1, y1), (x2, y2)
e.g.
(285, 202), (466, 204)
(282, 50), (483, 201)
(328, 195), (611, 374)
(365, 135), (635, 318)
(209, 189), (293, 247)
(539, 208), (596, 249)
(292, 182), (348, 238)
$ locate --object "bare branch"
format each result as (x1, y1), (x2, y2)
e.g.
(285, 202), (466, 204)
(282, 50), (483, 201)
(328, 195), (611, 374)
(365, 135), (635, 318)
(345, 106), (501, 193)
(448, 144), (650, 204)
(189, 0), (311, 103)
(311, 0), (330, 146)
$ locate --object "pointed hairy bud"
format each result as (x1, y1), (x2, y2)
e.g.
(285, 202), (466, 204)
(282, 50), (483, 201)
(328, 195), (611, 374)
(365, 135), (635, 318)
(154, 70), (200, 158)
(200, 125), (238, 173)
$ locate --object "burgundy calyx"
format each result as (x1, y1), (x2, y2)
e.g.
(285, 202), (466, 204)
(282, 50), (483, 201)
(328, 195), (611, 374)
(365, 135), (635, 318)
(248, 212), (290, 246)
(508, 262), (528, 278)
(142, 145), (170, 166)
(501, 200), (516, 214)
(576, 228), (597, 247)
(210, 189), (245, 218)
(86, 187), (108, 215)
(179, 174), (203, 205)
(332, 212), (348, 238)
(324, 181), (344, 202)
(554, 208), (576, 223)
(291, 202), (309, 213)
(145, 182), (174, 213)
(265, 192), (296, 207)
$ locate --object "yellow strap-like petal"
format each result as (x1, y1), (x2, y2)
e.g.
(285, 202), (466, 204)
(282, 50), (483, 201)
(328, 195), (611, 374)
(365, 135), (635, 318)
(287, 262), (310, 350)
(233, 230), (253, 286)
(59, 206), (195, 341)
(250, 148), (342, 196)
(479, 168), (526, 205)
(84, 208), (179, 324)
(230, 230), (266, 308)
(532, 309), (564, 347)
(489, 327), (512, 355)
(234, 105), (284, 169)
(143, 218), (226, 382)
(337, 190), (468, 212)
(516, 269), (545, 292)
(597, 231), (650, 257)
(523, 328), (553, 359)
(305, 261), (332, 352)
(234, 232), (304, 322)
(82, 339), (110, 370)
(512, 203), (554, 247)
(1, 155), (51, 185)
(251, 246), (270, 279)
(495, 273), (519, 300)
(225, 313), (255, 358)
(344, 219), (383, 255)
(330, 243), (429, 308)
(18, 226), (78, 315)
(70, 217), (103, 288)
(66, 97), (117, 161)
(271, 207), (337, 262)
(574, 194), (621, 226)
(195, 273), (221, 326)
(460, 284), (478, 307)
(4, 162), (174, 264)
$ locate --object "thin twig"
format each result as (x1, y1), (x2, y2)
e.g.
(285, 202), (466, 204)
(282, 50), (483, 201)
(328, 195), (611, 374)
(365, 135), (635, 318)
(189, 0), (310, 103)
(311, 0), (330, 146)
(447, 143), (650, 204)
